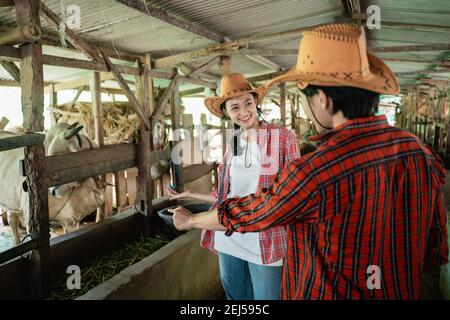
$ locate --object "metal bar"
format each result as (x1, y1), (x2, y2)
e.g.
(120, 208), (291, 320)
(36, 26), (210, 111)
(0, 239), (38, 265)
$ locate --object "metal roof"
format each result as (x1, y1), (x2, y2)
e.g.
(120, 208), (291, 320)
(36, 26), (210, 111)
(0, 0), (448, 91)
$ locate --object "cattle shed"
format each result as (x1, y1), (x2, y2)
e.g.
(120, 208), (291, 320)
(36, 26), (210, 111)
(0, 0), (449, 300)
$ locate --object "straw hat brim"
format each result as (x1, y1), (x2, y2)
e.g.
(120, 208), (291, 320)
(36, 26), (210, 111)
(204, 86), (267, 118)
(265, 53), (399, 95)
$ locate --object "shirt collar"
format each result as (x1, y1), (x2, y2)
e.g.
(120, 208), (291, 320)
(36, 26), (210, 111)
(309, 115), (389, 145)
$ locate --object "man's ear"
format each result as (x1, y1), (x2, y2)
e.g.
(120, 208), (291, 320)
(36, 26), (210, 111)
(317, 89), (333, 113)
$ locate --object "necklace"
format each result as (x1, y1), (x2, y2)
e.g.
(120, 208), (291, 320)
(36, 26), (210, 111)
(244, 136), (252, 168)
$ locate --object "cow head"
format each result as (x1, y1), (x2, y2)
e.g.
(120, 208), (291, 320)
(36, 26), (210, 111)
(48, 125), (85, 197)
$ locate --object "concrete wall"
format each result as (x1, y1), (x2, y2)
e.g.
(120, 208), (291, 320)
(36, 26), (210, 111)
(78, 229), (223, 300)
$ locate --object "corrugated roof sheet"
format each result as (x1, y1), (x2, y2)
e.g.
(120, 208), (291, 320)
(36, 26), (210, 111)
(0, 0), (448, 88)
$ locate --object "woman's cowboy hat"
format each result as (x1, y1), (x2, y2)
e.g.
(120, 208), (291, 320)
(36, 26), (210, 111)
(266, 23), (399, 95)
(204, 73), (267, 118)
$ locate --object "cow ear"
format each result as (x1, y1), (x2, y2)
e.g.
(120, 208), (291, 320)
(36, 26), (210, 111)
(67, 122), (79, 130)
(64, 125), (84, 140)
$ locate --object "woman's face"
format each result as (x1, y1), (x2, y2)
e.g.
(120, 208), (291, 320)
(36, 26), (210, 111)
(224, 93), (258, 129)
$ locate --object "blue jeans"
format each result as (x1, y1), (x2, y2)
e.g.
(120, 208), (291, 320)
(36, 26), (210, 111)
(218, 252), (282, 300)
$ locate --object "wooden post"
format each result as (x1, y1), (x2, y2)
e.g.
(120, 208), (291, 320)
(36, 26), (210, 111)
(48, 84), (57, 126)
(280, 83), (286, 126)
(182, 113), (194, 165)
(90, 72), (104, 146)
(0, 116), (9, 129)
(15, 0), (44, 132)
(219, 55), (231, 75)
(289, 94), (296, 132)
(90, 71), (109, 221)
(170, 83), (184, 192)
(115, 170), (128, 212)
(136, 54), (153, 236)
(23, 144), (49, 299)
(14, 0), (49, 299)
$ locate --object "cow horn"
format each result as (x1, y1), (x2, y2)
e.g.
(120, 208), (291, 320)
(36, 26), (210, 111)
(67, 122), (79, 130)
(64, 125), (84, 140)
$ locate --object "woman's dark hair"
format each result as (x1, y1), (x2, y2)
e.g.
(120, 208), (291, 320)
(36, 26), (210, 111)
(301, 85), (380, 119)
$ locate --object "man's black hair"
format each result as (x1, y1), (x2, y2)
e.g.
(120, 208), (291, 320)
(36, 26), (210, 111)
(304, 85), (380, 119)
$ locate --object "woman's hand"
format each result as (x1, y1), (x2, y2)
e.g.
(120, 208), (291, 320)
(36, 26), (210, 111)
(166, 185), (192, 201)
(169, 206), (194, 231)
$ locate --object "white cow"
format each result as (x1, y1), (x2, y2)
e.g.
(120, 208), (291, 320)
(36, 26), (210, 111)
(0, 123), (105, 245)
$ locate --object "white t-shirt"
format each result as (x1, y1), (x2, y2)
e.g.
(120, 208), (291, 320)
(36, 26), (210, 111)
(214, 137), (283, 266)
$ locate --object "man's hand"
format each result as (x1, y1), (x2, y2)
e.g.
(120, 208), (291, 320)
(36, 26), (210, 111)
(166, 185), (192, 201)
(168, 206), (193, 230)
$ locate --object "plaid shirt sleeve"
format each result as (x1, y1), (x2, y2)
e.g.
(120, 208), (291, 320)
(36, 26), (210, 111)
(284, 129), (301, 164)
(425, 161), (449, 269)
(218, 157), (318, 234)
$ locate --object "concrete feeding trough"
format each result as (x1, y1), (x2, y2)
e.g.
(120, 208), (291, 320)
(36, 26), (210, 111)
(77, 229), (223, 300)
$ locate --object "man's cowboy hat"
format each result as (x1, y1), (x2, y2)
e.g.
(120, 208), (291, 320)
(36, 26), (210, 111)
(205, 73), (267, 118)
(266, 24), (399, 95)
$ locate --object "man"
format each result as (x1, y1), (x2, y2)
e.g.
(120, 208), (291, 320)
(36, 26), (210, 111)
(215, 24), (449, 299)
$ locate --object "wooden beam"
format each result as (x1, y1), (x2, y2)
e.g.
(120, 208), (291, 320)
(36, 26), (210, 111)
(45, 143), (136, 186)
(153, 25), (316, 68)
(1, 60), (20, 83)
(248, 70), (287, 83)
(183, 164), (214, 184)
(102, 52), (151, 131)
(0, 44), (140, 75)
(155, 48), (298, 68)
(43, 55), (140, 75)
(381, 57), (450, 65)
(382, 22), (450, 33)
(351, 16), (450, 33)
(0, 0), (13, 6)
(39, 1), (101, 61)
(39, 34), (145, 63)
(178, 75), (216, 88)
(371, 44), (450, 53)
(67, 86), (85, 108)
(0, 132), (44, 152)
(396, 69), (450, 77)
(180, 87), (204, 97)
(115, 0), (224, 43)
(0, 23), (41, 45)
(187, 56), (221, 78)
(151, 73), (179, 126)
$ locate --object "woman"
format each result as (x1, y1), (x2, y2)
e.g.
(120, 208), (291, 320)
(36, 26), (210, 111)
(168, 73), (300, 300)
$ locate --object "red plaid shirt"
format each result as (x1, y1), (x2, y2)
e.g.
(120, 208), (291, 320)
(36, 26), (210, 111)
(201, 121), (301, 264)
(219, 115), (449, 299)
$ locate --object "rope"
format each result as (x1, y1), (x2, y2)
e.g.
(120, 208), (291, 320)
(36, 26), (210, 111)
(59, 0), (68, 48)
